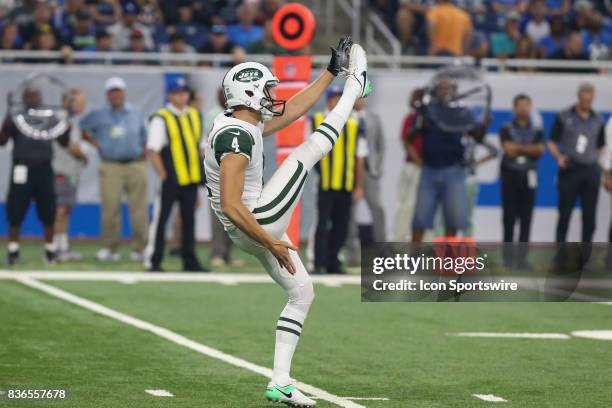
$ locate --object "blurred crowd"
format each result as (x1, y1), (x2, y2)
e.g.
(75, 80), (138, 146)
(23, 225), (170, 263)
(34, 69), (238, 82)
(372, 0), (612, 62)
(0, 0), (291, 65)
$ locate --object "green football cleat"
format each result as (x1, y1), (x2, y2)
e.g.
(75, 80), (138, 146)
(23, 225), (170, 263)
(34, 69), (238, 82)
(265, 383), (316, 407)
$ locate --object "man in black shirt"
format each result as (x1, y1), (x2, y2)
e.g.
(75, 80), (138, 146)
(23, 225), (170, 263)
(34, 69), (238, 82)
(499, 94), (545, 268)
(0, 87), (70, 264)
(548, 82), (605, 243)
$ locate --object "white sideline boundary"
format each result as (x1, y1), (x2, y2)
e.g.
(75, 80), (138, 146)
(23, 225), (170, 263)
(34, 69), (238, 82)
(15, 277), (365, 408)
(0, 271), (360, 286)
(145, 389), (174, 397)
(449, 332), (571, 339)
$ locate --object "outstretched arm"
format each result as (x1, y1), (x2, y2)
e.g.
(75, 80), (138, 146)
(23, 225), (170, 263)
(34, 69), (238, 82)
(220, 154), (297, 274)
(263, 70), (335, 136)
(263, 36), (353, 136)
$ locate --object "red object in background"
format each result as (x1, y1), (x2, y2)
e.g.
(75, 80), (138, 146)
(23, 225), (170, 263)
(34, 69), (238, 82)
(272, 55), (312, 248)
(432, 237), (478, 276)
(271, 3), (315, 51)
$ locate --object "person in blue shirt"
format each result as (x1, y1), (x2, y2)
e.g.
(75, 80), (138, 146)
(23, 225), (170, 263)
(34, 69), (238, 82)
(80, 77), (149, 263)
(408, 77), (488, 242)
(227, 2), (263, 48)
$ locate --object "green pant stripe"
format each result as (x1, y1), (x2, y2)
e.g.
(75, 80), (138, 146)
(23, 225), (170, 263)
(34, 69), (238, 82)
(253, 161), (304, 214)
(278, 317), (303, 328)
(257, 173), (308, 225)
(320, 122), (339, 138)
(276, 326), (301, 336)
(315, 128), (335, 146)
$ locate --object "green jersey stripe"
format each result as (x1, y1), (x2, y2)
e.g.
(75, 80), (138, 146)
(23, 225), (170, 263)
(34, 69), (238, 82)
(256, 172), (307, 225)
(315, 128), (335, 147)
(253, 161), (304, 214)
(278, 316), (303, 328)
(276, 326), (301, 336)
(320, 122), (339, 138)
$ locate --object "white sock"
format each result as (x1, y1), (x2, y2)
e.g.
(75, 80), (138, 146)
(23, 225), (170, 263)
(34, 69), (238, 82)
(45, 242), (56, 252)
(54, 233), (69, 252)
(272, 305), (307, 386)
(8, 242), (19, 252)
(291, 91), (358, 170)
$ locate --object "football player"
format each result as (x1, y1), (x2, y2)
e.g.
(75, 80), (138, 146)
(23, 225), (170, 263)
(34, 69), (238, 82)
(203, 36), (370, 406)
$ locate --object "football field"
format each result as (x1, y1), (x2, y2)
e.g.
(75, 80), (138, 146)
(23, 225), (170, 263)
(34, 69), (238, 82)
(1, 244), (612, 407)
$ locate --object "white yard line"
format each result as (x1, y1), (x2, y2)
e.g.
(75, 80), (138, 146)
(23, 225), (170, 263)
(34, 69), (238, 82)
(473, 394), (508, 402)
(0, 271), (360, 286)
(15, 277), (365, 408)
(313, 397), (390, 401)
(145, 389), (174, 397)
(449, 332), (571, 339)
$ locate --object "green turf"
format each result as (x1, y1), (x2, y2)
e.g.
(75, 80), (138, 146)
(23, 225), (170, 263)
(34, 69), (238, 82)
(2, 277), (612, 407)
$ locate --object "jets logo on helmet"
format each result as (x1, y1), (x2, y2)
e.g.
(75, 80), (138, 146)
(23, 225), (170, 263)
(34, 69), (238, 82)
(222, 62), (286, 122)
(233, 68), (264, 83)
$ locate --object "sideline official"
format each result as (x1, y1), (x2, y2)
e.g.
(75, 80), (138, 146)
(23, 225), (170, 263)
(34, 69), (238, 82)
(144, 78), (207, 272)
(548, 82), (605, 243)
(500, 94), (545, 267)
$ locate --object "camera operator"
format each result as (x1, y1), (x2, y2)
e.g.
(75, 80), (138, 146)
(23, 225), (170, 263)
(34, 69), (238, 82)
(1, 87), (70, 265)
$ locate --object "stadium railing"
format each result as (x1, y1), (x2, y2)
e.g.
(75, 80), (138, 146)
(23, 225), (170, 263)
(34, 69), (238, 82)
(0, 50), (611, 73)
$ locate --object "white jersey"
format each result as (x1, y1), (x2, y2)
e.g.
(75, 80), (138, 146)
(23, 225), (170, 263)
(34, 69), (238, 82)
(203, 111), (265, 231)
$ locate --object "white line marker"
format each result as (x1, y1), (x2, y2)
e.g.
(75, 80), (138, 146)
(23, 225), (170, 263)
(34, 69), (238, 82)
(473, 394), (507, 402)
(571, 330), (612, 341)
(313, 397), (390, 401)
(145, 389), (174, 397)
(16, 277), (365, 408)
(0, 271), (360, 286)
(450, 332), (571, 339)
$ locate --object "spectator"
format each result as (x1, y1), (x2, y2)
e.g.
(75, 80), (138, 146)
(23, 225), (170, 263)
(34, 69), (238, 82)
(393, 88), (425, 241)
(161, 32), (196, 65)
(93, 29), (113, 52)
(54, 0), (86, 37)
(66, 10), (96, 51)
(108, 1), (154, 51)
(409, 78), (488, 242)
(490, 11), (522, 58)
(524, 0), (551, 44)
(499, 94), (545, 268)
(570, 0), (594, 32)
(491, 0), (527, 15)
(548, 31), (594, 73)
(581, 11), (611, 60)
(426, 0), (472, 56)
(515, 36), (538, 62)
(548, 82), (605, 243)
(199, 24), (245, 67)
(227, 1), (263, 48)
(80, 77), (149, 262)
(466, 30), (490, 59)
(0, 86), (71, 265)
(545, 0), (571, 17)
(29, 25), (73, 64)
(310, 86), (368, 274)
(255, 0), (283, 25)
(246, 20), (288, 55)
(175, 3), (208, 50)
(19, 1), (58, 47)
(138, 0), (165, 27)
(88, 0), (122, 27)
(124, 28), (151, 52)
(395, 0), (433, 53)
(145, 77), (207, 272)
(537, 15), (566, 57)
(1, 21), (22, 50)
(53, 88), (89, 262)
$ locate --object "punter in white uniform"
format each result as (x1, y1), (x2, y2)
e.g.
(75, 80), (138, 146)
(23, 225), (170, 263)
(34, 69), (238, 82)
(203, 36), (371, 406)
